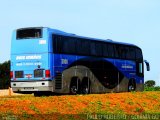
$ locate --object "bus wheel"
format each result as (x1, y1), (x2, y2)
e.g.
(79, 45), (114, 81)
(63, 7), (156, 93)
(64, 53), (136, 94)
(70, 77), (80, 95)
(128, 79), (136, 92)
(81, 77), (90, 94)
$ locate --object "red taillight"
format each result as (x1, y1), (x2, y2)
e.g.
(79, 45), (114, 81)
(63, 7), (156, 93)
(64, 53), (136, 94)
(45, 70), (50, 78)
(10, 71), (13, 78)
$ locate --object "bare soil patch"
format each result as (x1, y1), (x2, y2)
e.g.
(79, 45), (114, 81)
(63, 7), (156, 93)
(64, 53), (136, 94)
(0, 89), (23, 96)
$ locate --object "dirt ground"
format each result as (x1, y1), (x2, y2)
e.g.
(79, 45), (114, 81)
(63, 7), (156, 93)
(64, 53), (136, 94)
(0, 88), (23, 96)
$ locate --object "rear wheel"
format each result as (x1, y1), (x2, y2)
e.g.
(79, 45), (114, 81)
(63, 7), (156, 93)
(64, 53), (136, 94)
(81, 77), (90, 94)
(70, 77), (80, 94)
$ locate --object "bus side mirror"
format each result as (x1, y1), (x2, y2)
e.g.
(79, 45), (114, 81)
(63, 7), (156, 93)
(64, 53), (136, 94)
(144, 60), (150, 71)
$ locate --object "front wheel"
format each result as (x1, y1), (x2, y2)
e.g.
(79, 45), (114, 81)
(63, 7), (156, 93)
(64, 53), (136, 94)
(128, 79), (136, 92)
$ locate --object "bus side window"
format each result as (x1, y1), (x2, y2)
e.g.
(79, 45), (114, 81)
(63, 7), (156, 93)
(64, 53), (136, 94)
(138, 62), (143, 74)
(90, 42), (96, 56)
(135, 47), (144, 76)
(96, 42), (103, 56)
(136, 62), (144, 77)
(103, 43), (108, 57)
(118, 45), (128, 59)
(120, 45), (126, 59)
(63, 36), (76, 54)
(136, 48), (143, 60)
(115, 44), (121, 59)
(53, 35), (61, 53)
(128, 47), (136, 60)
(108, 44), (114, 58)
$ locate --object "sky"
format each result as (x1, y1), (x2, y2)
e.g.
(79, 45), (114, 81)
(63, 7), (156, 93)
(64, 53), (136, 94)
(0, 0), (160, 85)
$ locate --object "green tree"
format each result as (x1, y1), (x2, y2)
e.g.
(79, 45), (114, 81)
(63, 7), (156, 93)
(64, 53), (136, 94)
(0, 60), (10, 89)
(144, 80), (156, 87)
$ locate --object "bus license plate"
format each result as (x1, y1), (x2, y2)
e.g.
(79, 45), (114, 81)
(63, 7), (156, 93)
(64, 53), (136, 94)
(25, 74), (32, 78)
(24, 87), (34, 90)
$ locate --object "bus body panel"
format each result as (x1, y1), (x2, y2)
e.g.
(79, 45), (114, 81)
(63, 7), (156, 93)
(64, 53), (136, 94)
(11, 53), (50, 80)
(11, 28), (54, 92)
(11, 81), (54, 92)
(11, 28), (49, 54)
(53, 54), (144, 93)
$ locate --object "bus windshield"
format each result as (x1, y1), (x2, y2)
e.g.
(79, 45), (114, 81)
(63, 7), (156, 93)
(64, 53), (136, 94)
(16, 28), (42, 39)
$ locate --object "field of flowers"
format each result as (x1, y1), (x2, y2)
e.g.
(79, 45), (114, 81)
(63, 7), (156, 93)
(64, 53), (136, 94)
(0, 91), (160, 120)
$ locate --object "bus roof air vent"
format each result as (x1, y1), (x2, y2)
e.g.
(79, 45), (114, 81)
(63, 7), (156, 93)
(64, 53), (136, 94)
(106, 39), (113, 41)
(70, 33), (76, 35)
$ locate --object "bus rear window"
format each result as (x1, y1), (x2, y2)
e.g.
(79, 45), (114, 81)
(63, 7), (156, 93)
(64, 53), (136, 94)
(16, 28), (42, 39)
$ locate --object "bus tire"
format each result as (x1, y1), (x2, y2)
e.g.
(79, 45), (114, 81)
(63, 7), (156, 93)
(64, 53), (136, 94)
(128, 79), (136, 92)
(70, 77), (80, 95)
(81, 77), (90, 94)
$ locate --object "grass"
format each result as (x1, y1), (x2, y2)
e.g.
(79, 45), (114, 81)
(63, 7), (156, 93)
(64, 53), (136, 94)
(0, 91), (160, 119)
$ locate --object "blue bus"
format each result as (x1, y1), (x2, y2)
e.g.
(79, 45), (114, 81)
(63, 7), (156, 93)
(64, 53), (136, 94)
(10, 27), (150, 95)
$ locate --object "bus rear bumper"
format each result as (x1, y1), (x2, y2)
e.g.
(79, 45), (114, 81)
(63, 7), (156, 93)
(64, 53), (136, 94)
(11, 81), (54, 93)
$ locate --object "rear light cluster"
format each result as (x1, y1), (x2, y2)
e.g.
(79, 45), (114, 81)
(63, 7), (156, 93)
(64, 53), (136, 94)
(45, 70), (50, 78)
(10, 71), (24, 79)
(10, 71), (13, 79)
(10, 70), (51, 79)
